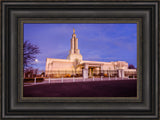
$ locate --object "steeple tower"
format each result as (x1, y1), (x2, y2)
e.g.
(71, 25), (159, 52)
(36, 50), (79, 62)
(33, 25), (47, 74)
(67, 28), (82, 61)
(73, 28), (75, 34)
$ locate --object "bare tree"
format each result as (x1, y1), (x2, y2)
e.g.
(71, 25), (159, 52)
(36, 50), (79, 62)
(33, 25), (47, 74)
(24, 67), (39, 78)
(24, 67), (34, 78)
(23, 40), (40, 70)
(73, 59), (80, 73)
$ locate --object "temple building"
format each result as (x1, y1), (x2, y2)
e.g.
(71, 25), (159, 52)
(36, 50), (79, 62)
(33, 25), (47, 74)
(45, 29), (134, 78)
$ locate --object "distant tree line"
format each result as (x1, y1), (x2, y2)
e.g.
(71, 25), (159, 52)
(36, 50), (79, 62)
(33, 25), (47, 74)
(128, 64), (136, 69)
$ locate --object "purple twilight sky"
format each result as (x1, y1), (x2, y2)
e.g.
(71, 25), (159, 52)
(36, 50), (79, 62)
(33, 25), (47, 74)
(24, 23), (137, 70)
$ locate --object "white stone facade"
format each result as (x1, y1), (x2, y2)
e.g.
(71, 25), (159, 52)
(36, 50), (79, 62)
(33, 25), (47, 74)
(45, 29), (132, 78)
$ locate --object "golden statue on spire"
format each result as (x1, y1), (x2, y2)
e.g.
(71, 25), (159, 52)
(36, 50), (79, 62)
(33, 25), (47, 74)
(73, 28), (75, 34)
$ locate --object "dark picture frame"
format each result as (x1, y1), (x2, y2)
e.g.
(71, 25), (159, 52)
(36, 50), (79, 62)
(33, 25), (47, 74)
(1, 0), (159, 119)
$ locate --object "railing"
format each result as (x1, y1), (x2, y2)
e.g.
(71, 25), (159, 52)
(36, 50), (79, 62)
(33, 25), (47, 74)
(24, 69), (137, 85)
(25, 76), (137, 85)
(24, 69), (137, 78)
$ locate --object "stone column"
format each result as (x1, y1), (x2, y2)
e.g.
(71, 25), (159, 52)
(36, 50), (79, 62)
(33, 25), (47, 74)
(118, 69), (121, 78)
(100, 65), (103, 70)
(121, 69), (124, 78)
(83, 64), (88, 79)
(100, 65), (104, 76)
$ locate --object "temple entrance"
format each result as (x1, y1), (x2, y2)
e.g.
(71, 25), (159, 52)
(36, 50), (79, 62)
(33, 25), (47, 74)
(81, 63), (103, 79)
(88, 67), (98, 77)
(88, 67), (93, 77)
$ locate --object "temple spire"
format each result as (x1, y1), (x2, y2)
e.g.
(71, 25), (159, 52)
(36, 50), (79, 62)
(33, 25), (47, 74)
(67, 28), (82, 61)
(73, 28), (75, 34)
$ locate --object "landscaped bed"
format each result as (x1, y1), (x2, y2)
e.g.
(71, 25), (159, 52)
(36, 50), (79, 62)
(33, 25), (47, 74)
(24, 78), (44, 83)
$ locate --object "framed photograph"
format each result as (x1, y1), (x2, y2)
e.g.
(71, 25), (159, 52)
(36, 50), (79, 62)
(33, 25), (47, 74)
(1, 0), (159, 119)
(23, 23), (138, 98)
